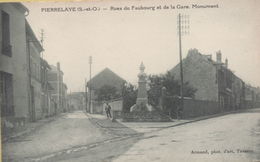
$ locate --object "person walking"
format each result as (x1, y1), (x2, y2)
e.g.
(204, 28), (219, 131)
(105, 102), (112, 118)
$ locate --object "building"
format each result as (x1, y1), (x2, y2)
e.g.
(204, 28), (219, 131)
(61, 83), (68, 112)
(68, 92), (85, 111)
(26, 20), (44, 121)
(47, 62), (67, 114)
(0, 3), (29, 126)
(87, 68), (125, 113)
(40, 58), (54, 117)
(170, 49), (247, 115)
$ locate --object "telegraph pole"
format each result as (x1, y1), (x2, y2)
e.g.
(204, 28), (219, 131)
(177, 14), (189, 119)
(85, 78), (88, 112)
(89, 56), (92, 113)
(69, 90), (72, 112)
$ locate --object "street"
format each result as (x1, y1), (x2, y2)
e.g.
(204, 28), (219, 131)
(2, 111), (118, 161)
(2, 109), (260, 162)
(113, 109), (260, 162)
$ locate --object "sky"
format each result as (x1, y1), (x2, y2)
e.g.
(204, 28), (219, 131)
(23, 0), (260, 92)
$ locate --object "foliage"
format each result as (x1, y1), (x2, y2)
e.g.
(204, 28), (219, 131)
(147, 71), (197, 108)
(122, 83), (137, 112)
(96, 85), (121, 101)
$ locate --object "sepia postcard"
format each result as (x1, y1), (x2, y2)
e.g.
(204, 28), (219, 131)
(0, 0), (260, 161)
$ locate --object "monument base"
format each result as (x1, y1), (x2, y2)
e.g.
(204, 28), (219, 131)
(122, 108), (171, 122)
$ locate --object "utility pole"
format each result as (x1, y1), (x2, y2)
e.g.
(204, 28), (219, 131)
(89, 56), (92, 113)
(85, 78), (88, 112)
(177, 14), (189, 119)
(69, 90), (72, 112)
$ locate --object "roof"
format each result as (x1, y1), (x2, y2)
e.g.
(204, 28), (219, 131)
(40, 58), (51, 69)
(26, 20), (44, 52)
(12, 3), (28, 14)
(87, 68), (126, 90)
(49, 65), (64, 75)
(170, 49), (227, 73)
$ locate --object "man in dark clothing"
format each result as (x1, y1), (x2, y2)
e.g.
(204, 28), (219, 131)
(105, 102), (112, 118)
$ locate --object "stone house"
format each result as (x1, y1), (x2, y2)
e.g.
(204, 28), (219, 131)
(170, 49), (246, 114)
(0, 3), (30, 126)
(86, 68), (125, 114)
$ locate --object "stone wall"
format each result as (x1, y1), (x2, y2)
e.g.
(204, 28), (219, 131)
(182, 98), (219, 119)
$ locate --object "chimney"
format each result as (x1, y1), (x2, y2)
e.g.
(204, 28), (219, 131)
(225, 58), (228, 68)
(216, 50), (222, 63)
(57, 62), (60, 71)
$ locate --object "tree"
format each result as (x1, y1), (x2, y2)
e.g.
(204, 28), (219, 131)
(96, 85), (120, 101)
(147, 71), (196, 108)
(122, 83), (137, 112)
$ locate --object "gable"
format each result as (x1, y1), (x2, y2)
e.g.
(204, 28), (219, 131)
(87, 68), (125, 91)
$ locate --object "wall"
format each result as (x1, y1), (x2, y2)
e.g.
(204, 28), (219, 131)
(90, 99), (123, 116)
(28, 40), (42, 120)
(47, 66), (64, 114)
(109, 99), (123, 111)
(171, 49), (218, 101)
(0, 4), (29, 119)
(106, 99), (123, 118)
(92, 101), (103, 114)
(182, 99), (219, 119)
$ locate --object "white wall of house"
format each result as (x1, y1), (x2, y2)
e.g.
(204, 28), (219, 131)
(0, 4), (29, 119)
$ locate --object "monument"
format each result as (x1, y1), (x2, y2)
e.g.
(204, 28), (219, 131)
(124, 62), (170, 122)
(136, 62), (148, 109)
(130, 62), (152, 112)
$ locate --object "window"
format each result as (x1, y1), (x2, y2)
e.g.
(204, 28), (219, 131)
(1, 11), (12, 57)
(0, 71), (14, 117)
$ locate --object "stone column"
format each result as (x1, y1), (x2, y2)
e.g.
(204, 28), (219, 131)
(136, 62), (148, 107)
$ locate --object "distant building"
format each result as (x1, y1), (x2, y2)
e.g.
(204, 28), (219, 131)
(244, 84), (260, 108)
(87, 68), (125, 113)
(0, 3), (29, 124)
(68, 92), (85, 111)
(170, 49), (246, 112)
(47, 63), (67, 114)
